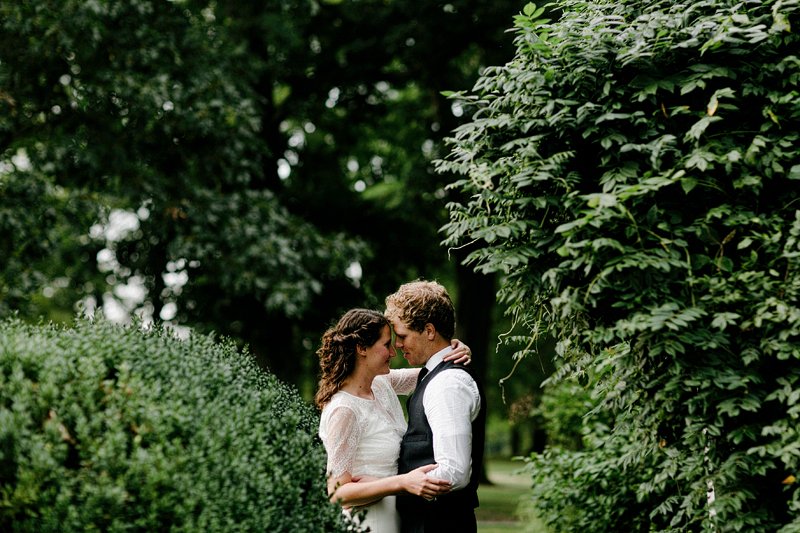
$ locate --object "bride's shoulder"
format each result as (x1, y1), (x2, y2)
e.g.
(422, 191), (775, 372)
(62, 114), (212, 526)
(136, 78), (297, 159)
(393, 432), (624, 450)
(324, 390), (351, 409)
(320, 394), (358, 423)
(372, 373), (394, 391)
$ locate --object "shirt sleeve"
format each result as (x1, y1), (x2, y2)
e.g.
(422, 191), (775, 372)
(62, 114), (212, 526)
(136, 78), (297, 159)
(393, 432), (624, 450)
(422, 369), (481, 490)
(387, 368), (420, 395)
(319, 404), (361, 478)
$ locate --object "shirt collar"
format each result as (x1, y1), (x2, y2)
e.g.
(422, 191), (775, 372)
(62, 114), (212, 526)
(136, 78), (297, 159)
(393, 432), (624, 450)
(425, 345), (453, 372)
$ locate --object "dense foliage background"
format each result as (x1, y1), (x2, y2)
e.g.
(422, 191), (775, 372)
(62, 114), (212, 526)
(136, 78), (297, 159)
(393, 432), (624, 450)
(440, 0), (800, 530)
(0, 318), (347, 532)
(0, 0), (520, 392)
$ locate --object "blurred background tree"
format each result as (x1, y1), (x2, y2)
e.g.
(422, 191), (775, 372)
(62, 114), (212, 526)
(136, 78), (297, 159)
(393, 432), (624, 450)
(1, 0), (543, 477)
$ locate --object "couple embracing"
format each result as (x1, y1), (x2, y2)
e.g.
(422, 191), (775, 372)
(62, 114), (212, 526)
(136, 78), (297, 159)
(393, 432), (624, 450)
(315, 280), (487, 533)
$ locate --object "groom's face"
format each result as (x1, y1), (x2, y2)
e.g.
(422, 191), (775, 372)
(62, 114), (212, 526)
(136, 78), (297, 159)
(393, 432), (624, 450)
(390, 319), (427, 366)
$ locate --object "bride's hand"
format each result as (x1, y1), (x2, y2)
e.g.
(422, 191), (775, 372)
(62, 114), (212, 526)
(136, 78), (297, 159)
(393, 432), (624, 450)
(402, 464), (451, 500)
(444, 338), (472, 365)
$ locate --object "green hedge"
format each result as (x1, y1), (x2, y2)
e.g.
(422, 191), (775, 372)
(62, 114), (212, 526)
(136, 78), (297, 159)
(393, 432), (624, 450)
(0, 319), (349, 532)
(440, 0), (799, 531)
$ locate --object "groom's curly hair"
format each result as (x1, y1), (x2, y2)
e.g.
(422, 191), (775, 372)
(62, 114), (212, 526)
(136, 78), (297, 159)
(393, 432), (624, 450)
(314, 308), (389, 409)
(384, 280), (455, 340)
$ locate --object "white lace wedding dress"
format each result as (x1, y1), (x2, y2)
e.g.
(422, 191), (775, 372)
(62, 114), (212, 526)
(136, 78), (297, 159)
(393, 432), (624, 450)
(319, 369), (418, 533)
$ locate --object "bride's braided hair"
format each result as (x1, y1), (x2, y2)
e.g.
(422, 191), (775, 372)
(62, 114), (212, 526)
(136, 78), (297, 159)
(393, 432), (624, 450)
(314, 308), (389, 409)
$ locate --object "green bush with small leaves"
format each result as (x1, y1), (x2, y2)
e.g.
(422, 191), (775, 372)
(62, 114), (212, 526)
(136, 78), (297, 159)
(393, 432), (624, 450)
(0, 318), (349, 532)
(440, 0), (799, 531)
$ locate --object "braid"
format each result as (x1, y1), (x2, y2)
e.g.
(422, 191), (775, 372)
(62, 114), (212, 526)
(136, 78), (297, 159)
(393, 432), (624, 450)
(314, 309), (389, 409)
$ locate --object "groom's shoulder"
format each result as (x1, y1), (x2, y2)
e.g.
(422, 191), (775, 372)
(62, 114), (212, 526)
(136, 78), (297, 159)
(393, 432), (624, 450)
(433, 362), (478, 385)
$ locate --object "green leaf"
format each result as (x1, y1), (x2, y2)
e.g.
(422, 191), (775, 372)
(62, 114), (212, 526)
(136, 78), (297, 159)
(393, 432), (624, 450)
(522, 3), (545, 19)
(716, 256), (734, 272)
(680, 177), (698, 194)
(685, 116), (722, 141)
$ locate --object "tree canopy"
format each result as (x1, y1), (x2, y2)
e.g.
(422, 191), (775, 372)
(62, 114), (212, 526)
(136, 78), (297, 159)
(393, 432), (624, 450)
(1, 0), (519, 385)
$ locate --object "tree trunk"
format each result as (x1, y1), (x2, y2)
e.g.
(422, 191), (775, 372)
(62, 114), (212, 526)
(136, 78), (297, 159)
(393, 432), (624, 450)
(454, 259), (496, 485)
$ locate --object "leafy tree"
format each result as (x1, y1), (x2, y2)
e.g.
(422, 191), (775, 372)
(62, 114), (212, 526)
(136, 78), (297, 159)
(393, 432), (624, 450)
(1, 0), (521, 390)
(440, 0), (800, 530)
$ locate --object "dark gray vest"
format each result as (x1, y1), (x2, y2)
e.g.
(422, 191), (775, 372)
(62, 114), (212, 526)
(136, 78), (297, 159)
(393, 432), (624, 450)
(396, 359), (486, 516)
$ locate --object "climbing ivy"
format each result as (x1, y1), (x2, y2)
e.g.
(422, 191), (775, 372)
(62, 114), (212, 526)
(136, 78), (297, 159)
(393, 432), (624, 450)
(439, 0), (800, 530)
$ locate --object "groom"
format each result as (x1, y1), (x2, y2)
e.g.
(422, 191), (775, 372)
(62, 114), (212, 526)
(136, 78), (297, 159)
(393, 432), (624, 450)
(385, 280), (486, 533)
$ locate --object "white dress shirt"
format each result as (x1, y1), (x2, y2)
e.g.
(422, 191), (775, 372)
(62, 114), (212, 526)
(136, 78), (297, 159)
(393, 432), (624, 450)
(420, 346), (481, 490)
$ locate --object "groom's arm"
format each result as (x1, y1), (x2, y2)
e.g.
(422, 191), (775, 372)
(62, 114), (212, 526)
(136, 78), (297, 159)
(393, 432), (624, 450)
(422, 371), (481, 490)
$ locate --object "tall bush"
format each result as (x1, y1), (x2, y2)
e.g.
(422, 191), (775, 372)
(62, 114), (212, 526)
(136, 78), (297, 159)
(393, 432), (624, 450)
(0, 319), (349, 532)
(439, 0), (800, 531)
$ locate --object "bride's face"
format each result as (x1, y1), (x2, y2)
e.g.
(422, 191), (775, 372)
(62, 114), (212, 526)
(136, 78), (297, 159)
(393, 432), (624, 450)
(359, 325), (395, 376)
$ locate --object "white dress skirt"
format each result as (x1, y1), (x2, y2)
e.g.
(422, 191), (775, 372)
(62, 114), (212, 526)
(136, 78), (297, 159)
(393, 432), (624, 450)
(319, 370), (418, 533)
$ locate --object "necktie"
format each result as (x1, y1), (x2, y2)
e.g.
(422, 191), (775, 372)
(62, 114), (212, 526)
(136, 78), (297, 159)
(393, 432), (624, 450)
(416, 367), (429, 385)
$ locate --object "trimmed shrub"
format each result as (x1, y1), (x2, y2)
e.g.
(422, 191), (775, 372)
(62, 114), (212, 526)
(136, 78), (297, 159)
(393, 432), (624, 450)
(0, 318), (349, 532)
(439, 0), (799, 531)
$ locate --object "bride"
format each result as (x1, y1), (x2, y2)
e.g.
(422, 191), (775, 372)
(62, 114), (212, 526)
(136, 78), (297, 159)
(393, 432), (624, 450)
(316, 308), (471, 533)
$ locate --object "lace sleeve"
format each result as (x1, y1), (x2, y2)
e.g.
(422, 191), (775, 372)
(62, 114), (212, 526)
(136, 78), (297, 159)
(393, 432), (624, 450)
(320, 404), (361, 478)
(388, 368), (421, 395)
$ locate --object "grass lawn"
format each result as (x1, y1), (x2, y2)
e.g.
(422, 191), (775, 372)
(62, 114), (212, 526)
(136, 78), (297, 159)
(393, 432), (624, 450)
(477, 459), (550, 533)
